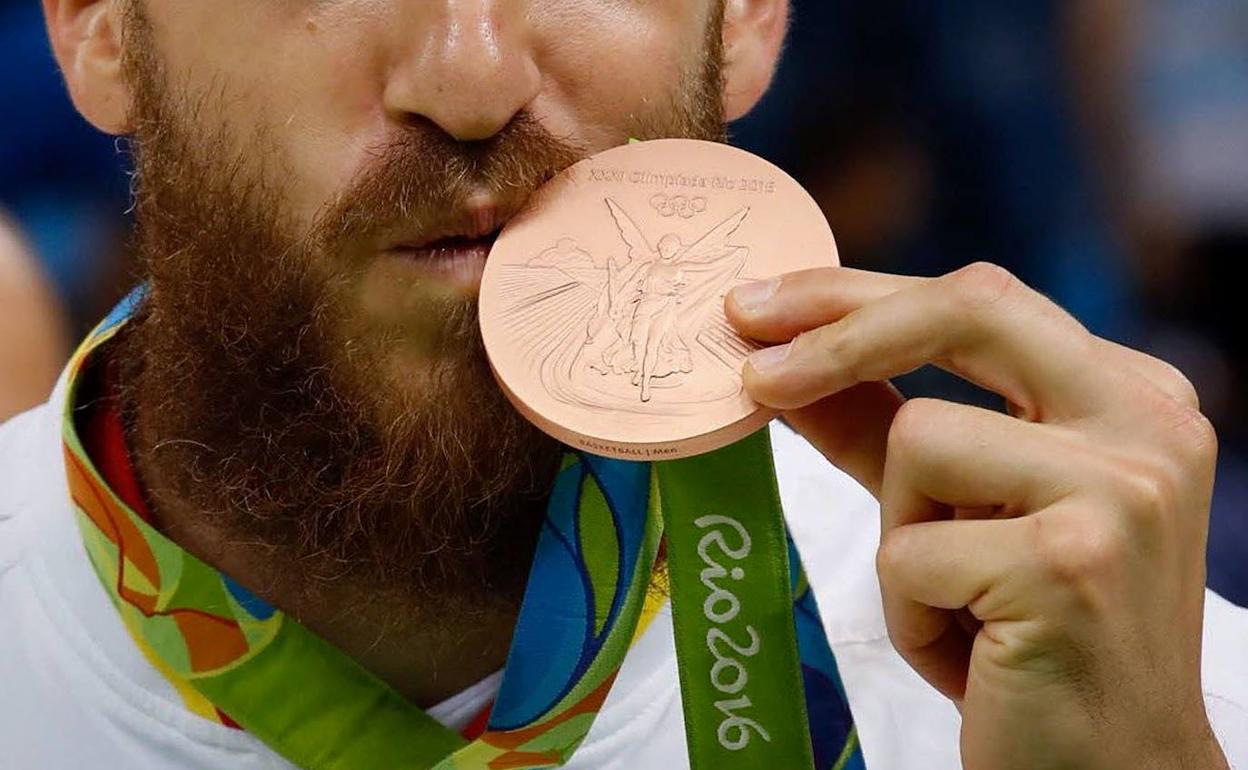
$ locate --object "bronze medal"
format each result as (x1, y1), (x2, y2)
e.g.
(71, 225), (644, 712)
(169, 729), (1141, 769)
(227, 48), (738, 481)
(480, 139), (837, 460)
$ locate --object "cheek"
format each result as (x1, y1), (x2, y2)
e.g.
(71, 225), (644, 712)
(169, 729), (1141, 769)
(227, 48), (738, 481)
(262, 6), (400, 225)
(530, 2), (712, 146)
(147, 1), (392, 228)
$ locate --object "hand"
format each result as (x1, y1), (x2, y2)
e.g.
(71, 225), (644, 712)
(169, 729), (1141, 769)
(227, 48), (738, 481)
(725, 263), (1228, 770)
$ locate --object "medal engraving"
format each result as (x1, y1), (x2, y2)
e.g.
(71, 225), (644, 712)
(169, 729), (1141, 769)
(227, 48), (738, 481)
(499, 199), (755, 408)
(481, 140), (837, 459)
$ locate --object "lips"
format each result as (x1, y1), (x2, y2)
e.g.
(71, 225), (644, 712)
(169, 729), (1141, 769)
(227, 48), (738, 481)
(385, 232), (498, 292)
(383, 204), (510, 292)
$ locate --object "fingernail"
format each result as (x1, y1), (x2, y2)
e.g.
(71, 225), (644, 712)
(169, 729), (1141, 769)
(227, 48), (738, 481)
(731, 277), (779, 312)
(748, 342), (791, 372)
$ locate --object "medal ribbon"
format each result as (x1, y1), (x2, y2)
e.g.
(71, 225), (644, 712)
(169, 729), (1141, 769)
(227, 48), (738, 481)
(62, 288), (862, 769)
(659, 429), (816, 770)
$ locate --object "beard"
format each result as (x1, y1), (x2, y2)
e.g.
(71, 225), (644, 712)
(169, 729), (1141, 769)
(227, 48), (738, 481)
(115, 3), (727, 610)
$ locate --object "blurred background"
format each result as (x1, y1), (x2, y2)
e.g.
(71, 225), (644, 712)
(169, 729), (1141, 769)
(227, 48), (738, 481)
(2, 0), (1246, 602)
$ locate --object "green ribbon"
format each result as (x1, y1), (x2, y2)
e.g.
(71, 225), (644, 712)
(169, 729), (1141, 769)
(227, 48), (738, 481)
(659, 428), (816, 770)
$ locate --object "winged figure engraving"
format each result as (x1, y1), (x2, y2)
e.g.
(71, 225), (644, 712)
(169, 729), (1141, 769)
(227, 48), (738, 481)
(497, 198), (758, 416)
(584, 199), (751, 401)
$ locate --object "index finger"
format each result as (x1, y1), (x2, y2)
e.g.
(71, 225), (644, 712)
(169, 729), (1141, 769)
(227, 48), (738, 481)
(726, 266), (923, 343)
(730, 263), (1109, 420)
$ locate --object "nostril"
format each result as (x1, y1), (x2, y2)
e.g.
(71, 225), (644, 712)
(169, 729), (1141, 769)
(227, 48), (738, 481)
(384, 17), (541, 144)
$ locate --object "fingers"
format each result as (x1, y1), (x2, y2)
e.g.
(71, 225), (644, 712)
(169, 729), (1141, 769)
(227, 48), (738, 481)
(875, 517), (1028, 700)
(728, 264), (1200, 413)
(736, 263), (1107, 419)
(871, 399), (1096, 700)
(726, 267), (921, 342)
(878, 399), (1087, 531)
(877, 519), (1023, 609)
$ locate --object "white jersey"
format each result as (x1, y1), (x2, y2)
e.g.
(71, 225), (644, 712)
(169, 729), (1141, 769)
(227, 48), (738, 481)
(3, 373), (1247, 769)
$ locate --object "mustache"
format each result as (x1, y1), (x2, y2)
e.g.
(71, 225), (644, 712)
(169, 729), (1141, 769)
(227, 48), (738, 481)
(318, 113), (588, 248)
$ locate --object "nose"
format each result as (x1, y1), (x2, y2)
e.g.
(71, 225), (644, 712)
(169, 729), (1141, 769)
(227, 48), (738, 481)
(384, 0), (541, 141)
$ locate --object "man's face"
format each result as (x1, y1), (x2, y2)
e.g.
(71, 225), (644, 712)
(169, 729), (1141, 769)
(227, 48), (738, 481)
(125, 0), (725, 409)
(114, 0), (728, 596)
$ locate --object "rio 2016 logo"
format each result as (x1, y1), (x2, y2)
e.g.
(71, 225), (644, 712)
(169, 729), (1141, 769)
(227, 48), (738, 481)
(695, 514), (771, 751)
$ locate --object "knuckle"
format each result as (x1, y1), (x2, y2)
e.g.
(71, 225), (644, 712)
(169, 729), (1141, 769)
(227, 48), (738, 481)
(1129, 350), (1202, 410)
(1177, 380), (1202, 411)
(887, 398), (943, 459)
(1160, 365), (1202, 410)
(875, 527), (915, 588)
(946, 262), (1021, 311)
(1171, 407), (1219, 467)
(875, 532), (901, 585)
(1034, 512), (1125, 589)
(1114, 463), (1176, 527)
(1147, 400), (1220, 470)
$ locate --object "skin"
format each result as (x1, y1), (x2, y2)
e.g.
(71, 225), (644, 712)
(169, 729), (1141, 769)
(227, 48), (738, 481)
(726, 266), (1227, 769)
(0, 214), (69, 422)
(41, 0), (1228, 766)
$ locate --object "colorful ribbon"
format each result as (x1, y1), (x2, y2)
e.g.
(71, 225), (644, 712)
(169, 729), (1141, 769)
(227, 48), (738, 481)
(62, 288), (863, 769)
